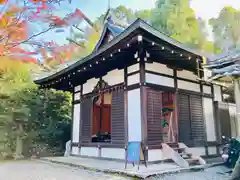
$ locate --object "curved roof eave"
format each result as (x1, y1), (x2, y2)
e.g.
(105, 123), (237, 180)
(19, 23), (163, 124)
(34, 18), (205, 85)
(34, 19), (142, 84)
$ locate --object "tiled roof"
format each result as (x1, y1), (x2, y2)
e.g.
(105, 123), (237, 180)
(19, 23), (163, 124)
(107, 22), (125, 37)
(205, 50), (240, 81)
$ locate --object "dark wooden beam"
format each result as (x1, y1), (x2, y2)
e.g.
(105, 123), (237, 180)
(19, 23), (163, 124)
(124, 67), (128, 147)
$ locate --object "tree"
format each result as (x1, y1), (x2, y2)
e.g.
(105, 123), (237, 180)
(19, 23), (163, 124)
(20, 87), (72, 156)
(150, 0), (216, 53)
(0, 0), (96, 72)
(209, 6), (240, 52)
(0, 58), (34, 158)
(0, 57), (71, 159)
(135, 9), (152, 22)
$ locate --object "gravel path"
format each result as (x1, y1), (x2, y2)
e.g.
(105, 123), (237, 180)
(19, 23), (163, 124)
(0, 160), (232, 180)
(0, 160), (129, 180)
(147, 165), (232, 180)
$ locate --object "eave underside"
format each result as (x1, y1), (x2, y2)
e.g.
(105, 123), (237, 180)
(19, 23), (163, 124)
(35, 28), (203, 92)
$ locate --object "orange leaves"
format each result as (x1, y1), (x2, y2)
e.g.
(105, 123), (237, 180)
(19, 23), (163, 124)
(0, 15), (8, 28)
(46, 8), (85, 27)
(7, 5), (21, 15)
(7, 20), (27, 41)
(0, 45), (5, 55)
(0, 0), (7, 4)
(0, 0), (86, 67)
(0, 5), (21, 28)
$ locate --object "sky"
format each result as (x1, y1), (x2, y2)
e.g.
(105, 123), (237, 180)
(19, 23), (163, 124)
(191, 0), (240, 20)
(71, 0), (240, 21)
(40, 0), (240, 45)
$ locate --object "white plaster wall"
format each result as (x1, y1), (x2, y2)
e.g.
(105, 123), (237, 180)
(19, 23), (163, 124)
(102, 69), (124, 86)
(101, 148), (125, 160)
(204, 69), (212, 81)
(214, 85), (222, 101)
(82, 78), (99, 95)
(128, 89), (142, 141)
(177, 70), (198, 81)
(203, 97), (216, 142)
(203, 85), (212, 94)
(145, 73), (174, 87)
(145, 62), (173, 76)
(82, 69), (124, 95)
(80, 147), (98, 157)
(72, 104), (80, 143)
(71, 147), (80, 155)
(74, 85), (81, 92)
(148, 149), (164, 162)
(127, 73), (140, 86)
(208, 147), (217, 155)
(178, 80), (200, 92)
(128, 63), (139, 74)
(229, 104), (238, 137)
(74, 92), (81, 101)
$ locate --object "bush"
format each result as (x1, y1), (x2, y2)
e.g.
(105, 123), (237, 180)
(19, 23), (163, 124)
(0, 87), (72, 158)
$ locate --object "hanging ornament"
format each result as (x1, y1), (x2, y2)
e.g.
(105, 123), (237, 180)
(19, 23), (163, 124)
(161, 120), (169, 128)
(161, 107), (173, 113)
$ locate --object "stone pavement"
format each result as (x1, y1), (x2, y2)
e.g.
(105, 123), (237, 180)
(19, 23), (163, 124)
(40, 156), (223, 179)
(148, 165), (231, 180)
(0, 160), (130, 180)
(0, 160), (231, 180)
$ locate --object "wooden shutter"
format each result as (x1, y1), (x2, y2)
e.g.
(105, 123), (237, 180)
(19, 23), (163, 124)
(80, 99), (92, 143)
(178, 93), (192, 146)
(111, 90), (125, 145)
(190, 95), (205, 146)
(178, 94), (205, 147)
(147, 88), (163, 147)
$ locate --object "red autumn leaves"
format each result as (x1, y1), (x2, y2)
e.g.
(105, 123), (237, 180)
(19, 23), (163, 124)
(0, 0), (84, 65)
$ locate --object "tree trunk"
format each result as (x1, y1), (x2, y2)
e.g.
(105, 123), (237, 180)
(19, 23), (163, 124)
(234, 79), (240, 137)
(229, 156), (240, 180)
(14, 123), (24, 159)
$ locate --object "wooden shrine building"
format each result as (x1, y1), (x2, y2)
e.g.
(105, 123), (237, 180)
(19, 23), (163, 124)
(35, 18), (224, 163)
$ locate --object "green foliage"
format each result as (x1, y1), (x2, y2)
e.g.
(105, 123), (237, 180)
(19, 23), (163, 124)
(113, 5), (136, 23)
(135, 9), (152, 22)
(0, 61), (72, 159)
(209, 6), (240, 51)
(24, 88), (72, 149)
(150, 0), (216, 53)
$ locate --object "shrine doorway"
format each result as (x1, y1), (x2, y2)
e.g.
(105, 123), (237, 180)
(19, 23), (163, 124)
(91, 80), (112, 143)
(147, 88), (178, 147)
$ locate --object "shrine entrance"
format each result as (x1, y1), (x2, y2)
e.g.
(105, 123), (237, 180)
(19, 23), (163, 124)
(161, 92), (177, 143)
(91, 80), (112, 143)
(146, 88), (178, 147)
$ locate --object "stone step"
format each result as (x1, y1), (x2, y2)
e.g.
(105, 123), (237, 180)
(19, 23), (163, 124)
(186, 158), (199, 165)
(179, 152), (192, 159)
(166, 142), (179, 148)
(173, 147), (185, 153)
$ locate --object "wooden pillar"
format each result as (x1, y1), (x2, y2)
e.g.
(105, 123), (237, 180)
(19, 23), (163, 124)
(138, 34), (148, 161)
(124, 67), (128, 147)
(173, 69), (178, 143)
(78, 85), (83, 148)
(140, 57), (147, 146)
(234, 78), (240, 137)
(71, 91), (74, 152)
